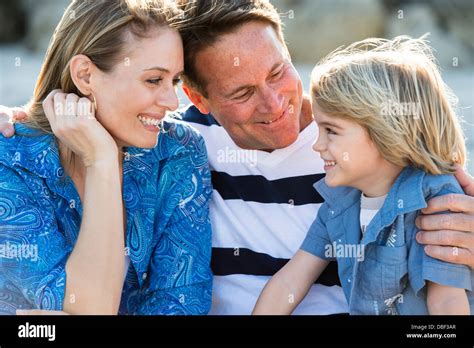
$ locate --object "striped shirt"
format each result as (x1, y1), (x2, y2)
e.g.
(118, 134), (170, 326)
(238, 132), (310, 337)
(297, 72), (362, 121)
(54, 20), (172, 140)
(180, 105), (348, 315)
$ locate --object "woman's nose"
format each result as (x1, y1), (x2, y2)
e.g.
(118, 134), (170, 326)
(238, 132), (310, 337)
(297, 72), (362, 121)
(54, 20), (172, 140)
(158, 84), (179, 112)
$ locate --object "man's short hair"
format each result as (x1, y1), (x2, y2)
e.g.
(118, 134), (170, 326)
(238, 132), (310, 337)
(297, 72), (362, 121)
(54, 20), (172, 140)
(177, 0), (286, 97)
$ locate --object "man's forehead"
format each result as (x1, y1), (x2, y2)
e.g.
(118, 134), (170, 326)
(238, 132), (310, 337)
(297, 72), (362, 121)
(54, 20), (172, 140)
(196, 22), (287, 91)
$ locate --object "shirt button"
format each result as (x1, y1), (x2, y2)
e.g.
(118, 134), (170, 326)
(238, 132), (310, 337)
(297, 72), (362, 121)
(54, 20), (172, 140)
(142, 272), (147, 280)
(348, 279), (351, 283)
(330, 210), (335, 215)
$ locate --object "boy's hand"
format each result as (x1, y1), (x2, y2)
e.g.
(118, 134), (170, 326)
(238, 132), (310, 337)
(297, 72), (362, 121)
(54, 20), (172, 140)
(416, 165), (474, 268)
(0, 105), (27, 137)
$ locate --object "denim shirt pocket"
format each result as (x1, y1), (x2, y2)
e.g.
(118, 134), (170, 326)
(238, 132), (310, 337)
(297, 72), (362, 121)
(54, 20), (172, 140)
(351, 244), (408, 315)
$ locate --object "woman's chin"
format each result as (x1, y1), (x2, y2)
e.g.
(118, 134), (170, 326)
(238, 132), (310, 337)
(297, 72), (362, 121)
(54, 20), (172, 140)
(125, 135), (159, 149)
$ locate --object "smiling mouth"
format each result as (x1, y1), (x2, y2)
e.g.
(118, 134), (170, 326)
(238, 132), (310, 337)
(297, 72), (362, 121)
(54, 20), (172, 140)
(138, 115), (163, 129)
(259, 107), (288, 125)
(324, 160), (336, 166)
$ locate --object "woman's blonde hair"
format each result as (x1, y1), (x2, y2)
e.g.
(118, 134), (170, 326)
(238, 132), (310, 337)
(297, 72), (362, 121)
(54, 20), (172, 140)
(310, 35), (466, 175)
(25, 0), (182, 134)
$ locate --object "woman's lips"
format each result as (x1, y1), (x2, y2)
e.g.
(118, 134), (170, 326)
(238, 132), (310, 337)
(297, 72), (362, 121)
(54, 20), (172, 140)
(138, 114), (164, 132)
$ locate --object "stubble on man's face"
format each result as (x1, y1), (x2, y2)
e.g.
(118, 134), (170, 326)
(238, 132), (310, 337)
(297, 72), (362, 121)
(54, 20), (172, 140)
(194, 21), (305, 151)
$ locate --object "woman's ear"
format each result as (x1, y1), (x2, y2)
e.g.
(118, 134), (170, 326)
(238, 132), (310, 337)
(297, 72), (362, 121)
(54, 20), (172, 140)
(182, 83), (210, 115)
(69, 54), (94, 96)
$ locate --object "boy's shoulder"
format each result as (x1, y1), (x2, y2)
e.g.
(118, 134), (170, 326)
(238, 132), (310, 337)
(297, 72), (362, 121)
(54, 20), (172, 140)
(420, 169), (464, 198)
(390, 166), (463, 207)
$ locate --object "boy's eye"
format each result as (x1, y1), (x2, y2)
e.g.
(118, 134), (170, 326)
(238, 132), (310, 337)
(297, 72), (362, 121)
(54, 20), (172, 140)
(326, 127), (337, 135)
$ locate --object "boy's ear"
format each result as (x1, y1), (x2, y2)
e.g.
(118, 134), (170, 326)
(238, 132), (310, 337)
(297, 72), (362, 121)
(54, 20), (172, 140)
(69, 54), (94, 96)
(182, 83), (211, 115)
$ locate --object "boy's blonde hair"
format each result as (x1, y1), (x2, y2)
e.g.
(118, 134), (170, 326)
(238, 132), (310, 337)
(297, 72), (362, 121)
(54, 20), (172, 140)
(310, 35), (466, 175)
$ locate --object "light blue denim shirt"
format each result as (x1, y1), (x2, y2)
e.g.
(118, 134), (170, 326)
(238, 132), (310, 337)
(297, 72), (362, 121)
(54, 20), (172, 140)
(0, 120), (213, 315)
(301, 166), (473, 315)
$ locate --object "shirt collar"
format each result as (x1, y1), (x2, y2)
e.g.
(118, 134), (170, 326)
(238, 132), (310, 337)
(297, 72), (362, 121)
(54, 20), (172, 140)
(314, 166), (427, 223)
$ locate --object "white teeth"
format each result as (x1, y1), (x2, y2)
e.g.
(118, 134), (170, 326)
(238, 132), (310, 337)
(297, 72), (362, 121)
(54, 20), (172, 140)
(325, 161), (336, 166)
(263, 109), (286, 124)
(138, 115), (161, 127)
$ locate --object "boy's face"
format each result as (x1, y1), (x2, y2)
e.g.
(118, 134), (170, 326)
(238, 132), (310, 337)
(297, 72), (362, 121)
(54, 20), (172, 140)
(312, 101), (386, 192)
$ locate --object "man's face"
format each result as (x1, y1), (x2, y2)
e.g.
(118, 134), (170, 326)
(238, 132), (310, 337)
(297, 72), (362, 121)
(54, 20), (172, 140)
(193, 21), (303, 151)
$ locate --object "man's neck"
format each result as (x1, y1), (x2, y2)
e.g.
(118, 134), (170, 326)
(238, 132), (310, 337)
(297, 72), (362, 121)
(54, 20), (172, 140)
(299, 95), (314, 131)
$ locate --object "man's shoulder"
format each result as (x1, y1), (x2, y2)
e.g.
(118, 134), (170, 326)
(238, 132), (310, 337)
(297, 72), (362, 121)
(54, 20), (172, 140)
(176, 104), (220, 127)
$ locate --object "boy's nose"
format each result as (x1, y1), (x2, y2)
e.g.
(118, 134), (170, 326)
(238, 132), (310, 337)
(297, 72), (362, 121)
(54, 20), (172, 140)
(312, 137), (325, 153)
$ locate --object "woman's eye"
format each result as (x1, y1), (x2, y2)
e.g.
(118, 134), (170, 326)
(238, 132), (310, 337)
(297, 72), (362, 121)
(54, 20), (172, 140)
(147, 78), (163, 85)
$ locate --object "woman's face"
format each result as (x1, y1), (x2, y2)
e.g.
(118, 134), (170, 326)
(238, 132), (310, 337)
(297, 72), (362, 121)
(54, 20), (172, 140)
(91, 27), (183, 149)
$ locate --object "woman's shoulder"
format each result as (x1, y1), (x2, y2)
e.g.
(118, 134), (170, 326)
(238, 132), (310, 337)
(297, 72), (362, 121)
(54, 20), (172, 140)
(156, 117), (208, 164)
(0, 124), (57, 177)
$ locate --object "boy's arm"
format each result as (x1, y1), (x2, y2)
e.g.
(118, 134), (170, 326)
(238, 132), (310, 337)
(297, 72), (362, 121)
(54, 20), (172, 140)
(427, 281), (469, 315)
(252, 250), (329, 315)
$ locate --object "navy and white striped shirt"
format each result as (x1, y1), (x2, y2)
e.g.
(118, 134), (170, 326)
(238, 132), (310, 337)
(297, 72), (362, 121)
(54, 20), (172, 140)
(180, 105), (348, 315)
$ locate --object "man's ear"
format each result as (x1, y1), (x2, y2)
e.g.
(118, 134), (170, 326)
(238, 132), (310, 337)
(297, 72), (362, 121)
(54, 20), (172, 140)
(69, 54), (94, 96)
(182, 83), (210, 115)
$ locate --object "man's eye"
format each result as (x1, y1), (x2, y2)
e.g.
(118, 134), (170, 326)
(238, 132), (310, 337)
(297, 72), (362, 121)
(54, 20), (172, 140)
(271, 68), (284, 80)
(147, 78), (163, 85)
(235, 90), (253, 101)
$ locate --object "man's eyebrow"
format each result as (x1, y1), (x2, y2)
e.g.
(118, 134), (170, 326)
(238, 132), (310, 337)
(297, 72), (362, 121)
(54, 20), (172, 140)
(224, 62), (285, 98)
(317, 121), (344, 129)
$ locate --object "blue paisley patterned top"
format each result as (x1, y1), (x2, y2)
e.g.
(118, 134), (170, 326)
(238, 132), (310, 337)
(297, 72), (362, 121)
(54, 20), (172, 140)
(0, 120), (213, 315)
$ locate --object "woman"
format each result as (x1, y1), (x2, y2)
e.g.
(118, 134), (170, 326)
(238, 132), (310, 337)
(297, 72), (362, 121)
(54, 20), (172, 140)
(0, 0), (213, 315)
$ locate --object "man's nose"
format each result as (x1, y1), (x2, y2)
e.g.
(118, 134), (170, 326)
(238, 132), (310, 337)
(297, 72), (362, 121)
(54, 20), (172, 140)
(260, 85), (284, 115)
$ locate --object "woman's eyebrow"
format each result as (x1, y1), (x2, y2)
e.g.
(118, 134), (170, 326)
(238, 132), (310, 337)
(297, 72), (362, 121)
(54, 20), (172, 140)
(143, 66), (170, 73)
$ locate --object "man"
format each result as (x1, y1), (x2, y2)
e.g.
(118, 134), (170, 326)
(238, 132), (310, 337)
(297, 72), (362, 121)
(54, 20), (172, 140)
(1, 0), (473, 315)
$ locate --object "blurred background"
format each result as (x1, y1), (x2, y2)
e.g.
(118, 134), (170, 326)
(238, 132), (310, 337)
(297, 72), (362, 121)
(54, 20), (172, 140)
(0, 0), (472, 172)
